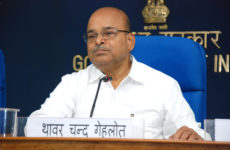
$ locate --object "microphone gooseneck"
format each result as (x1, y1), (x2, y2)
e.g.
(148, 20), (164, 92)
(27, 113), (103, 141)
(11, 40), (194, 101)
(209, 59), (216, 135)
(90, 76), (112, 118)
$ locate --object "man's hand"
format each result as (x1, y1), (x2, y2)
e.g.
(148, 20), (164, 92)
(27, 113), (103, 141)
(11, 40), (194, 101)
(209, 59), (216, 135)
(169, 126), (203, 141)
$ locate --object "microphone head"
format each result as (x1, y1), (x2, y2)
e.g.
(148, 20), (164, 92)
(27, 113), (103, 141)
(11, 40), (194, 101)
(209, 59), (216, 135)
(102, 76), (112, 82)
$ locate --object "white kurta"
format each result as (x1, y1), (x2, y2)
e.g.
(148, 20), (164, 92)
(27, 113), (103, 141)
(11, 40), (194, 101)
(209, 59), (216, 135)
(29, 56), (207, 139)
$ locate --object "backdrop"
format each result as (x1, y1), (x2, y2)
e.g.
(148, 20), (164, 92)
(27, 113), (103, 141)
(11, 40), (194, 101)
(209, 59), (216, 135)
(0, 0), (229, 119)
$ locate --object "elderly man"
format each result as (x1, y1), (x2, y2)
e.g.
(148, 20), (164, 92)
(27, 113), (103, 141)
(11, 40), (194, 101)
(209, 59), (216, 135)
(28, 7), (207, 140)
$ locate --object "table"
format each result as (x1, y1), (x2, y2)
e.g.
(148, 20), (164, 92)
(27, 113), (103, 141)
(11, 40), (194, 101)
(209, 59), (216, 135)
(1, 137), (230, 150)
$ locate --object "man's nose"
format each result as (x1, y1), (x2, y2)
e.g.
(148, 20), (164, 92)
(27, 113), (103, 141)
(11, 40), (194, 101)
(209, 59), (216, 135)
(95, 33), (105, 45)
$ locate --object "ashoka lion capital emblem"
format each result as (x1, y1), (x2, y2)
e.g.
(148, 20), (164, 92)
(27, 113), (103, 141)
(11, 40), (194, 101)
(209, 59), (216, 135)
(142, 0), (170, 24)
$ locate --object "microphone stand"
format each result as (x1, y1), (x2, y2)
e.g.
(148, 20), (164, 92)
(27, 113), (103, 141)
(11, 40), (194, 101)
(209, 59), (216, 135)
(90, 76), (112, 118)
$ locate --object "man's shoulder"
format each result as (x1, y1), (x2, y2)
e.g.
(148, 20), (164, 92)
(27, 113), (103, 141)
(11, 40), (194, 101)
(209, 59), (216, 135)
(61, 64), (94, 81)
(135, 61), (177, 85)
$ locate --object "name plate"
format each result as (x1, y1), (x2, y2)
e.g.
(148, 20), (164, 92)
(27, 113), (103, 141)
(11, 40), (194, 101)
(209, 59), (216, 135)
(26, 118), (144, 138)
(215, 119), (230, 141)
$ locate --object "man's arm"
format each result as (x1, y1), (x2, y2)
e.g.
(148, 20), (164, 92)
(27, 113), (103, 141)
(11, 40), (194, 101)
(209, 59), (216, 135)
(29, 73), (80, 118)
(162, 79), (210, 140)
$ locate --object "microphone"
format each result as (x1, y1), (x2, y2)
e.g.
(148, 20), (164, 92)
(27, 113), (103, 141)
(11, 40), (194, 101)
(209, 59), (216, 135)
(90, 76), (112, 118)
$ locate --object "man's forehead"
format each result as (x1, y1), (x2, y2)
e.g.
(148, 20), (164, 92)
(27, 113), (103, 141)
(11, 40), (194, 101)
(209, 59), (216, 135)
(87, 18), (126, 32)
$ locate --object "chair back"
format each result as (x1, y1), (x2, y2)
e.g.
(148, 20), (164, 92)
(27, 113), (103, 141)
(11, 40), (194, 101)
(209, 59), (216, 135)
(132, 36), (207, 123)
(0, 49), (6, 107)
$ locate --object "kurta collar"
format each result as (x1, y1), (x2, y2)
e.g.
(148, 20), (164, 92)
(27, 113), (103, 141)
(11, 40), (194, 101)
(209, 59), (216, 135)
(88, 65), (105, 83)
(127, 55), (144, 84)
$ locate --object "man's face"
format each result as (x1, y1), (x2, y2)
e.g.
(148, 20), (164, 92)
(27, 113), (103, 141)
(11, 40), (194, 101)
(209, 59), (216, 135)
(86, 10), (133, 67)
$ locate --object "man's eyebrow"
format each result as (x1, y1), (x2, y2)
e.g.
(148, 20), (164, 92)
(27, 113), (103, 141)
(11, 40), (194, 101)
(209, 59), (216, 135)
(87, 29), (96, 33)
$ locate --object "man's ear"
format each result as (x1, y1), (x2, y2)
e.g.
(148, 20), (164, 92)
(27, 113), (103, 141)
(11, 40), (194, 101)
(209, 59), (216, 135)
(127, 33), (135, 52)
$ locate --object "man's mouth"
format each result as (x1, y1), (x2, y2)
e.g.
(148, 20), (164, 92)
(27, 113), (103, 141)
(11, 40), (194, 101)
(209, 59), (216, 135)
(93, 47), (110, 55)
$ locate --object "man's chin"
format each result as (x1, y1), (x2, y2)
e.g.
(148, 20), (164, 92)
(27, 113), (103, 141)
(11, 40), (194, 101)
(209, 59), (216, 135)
(92, 59), (111, 67)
